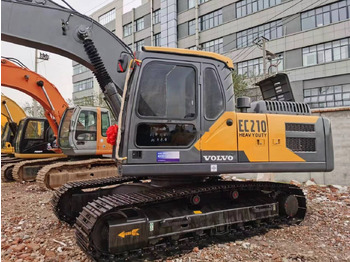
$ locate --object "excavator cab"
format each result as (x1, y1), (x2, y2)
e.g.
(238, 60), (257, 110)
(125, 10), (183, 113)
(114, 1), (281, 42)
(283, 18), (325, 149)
(1, 121), (17, 154)
(58, 106), (112, 156)
(13, 117), (57, 158)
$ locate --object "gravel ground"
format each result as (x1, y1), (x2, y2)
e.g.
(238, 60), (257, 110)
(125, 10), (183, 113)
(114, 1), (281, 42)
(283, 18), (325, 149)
(1, 180), (349, 262)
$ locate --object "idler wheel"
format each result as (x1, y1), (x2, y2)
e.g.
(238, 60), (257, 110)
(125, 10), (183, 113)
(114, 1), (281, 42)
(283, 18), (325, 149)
(230, 190), (239, 200)
(4, 167), (14, 181)
(279, 194), (299, 217)
(190, 195), (201, 205)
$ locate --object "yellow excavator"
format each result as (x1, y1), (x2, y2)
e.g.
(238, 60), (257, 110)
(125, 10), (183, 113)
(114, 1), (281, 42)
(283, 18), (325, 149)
(1, 94), (26, 155)
(2, 0), (334, 260)
(1, 57), (117, 188)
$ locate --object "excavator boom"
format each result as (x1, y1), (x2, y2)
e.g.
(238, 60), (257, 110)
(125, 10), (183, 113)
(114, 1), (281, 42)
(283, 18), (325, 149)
(2, 0), (133, 118)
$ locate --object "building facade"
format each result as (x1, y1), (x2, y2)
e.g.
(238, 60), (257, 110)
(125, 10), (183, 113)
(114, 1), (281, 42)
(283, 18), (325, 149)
(72, 0), (350, 109)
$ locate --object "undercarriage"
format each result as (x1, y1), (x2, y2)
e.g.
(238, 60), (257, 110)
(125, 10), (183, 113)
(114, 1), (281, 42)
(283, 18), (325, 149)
(52, 176), (305, 261)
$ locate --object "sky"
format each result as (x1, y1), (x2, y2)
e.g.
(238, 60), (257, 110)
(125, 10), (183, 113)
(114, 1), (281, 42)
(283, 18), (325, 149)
(1, 0), (140, 108)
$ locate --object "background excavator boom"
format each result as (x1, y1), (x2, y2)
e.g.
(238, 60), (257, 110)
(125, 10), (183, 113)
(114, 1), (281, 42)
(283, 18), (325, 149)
(1, 94), (26, 127)
(1, 58), (68, 136)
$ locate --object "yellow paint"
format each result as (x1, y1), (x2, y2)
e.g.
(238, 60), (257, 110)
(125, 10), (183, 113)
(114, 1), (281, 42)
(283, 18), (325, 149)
(193, 210), (202, 214)
(118, 228), (140, 238)
(14, 153), (67, 159)
(143, 46), (234, 69)
(195, 111), (320, 163)
(194, 112), (238, 151)
(267, 114), (318, 162)
(236, 113), (268, 162)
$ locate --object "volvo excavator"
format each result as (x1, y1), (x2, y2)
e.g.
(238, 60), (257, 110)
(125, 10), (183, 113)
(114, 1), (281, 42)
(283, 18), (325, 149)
(1, 94), (26, 155)
(1, 57), (118, 189)
(2, 0), (334, 260)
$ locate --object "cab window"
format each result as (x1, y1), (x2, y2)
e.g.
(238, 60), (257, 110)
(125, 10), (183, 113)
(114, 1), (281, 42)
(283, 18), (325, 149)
(137, 62), (196, 119)
(204, 68), (224, 119)
(24, 120), (45, 139)
(75, 111), (97, 141)
(101, 111), (110, 137)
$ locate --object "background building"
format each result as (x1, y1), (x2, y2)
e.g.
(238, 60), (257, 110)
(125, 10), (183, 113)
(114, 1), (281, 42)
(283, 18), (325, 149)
(73, 0), (350, 109)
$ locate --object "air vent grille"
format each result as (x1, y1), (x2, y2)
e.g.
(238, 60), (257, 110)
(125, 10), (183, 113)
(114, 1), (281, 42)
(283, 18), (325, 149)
(265, 101), (311, 115)
(286, 137), (316, 152)
(285, 123), (315, 132)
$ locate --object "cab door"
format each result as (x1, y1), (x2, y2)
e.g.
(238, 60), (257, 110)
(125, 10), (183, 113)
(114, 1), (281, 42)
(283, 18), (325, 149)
(126, 59), (201, 165)
(72, 108), (98, 155)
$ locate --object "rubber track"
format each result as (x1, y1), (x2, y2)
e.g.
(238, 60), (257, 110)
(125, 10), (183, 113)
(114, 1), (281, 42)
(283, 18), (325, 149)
(75, 181), (306, 261)
(1, 163), (16, 182)
(12, 157), (63, 182)
(36, 158), (117, 190)
(51, 176), (139, 225)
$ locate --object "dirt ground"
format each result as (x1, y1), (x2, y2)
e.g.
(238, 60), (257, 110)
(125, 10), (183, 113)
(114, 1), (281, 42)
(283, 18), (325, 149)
(1, 181), (349, 262)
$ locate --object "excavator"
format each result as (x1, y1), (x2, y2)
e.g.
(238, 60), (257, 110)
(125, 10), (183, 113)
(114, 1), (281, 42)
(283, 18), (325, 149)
(1, 94), (26, 155)
(1, 57), (117, 189)
(2, 0), (334, 260)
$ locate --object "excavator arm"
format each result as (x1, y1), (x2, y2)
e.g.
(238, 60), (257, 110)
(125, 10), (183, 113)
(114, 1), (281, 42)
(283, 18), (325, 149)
(1, 94), (26, 126)
(1, 0), (133, 118)
(1, 58), (68, 136)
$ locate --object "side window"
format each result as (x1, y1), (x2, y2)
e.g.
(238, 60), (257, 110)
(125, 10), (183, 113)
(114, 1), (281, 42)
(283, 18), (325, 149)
(204, 68), (224, 119)
(25, 120), (44, 139)
(101, 111), (110, 137)
(137, 62), (196, 119)
(75, 111), (97, 141)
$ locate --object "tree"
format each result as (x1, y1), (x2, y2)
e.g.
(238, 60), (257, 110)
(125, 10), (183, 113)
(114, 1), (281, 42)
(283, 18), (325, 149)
(232, 70), (248, 98)
(22, 101), (44, 117)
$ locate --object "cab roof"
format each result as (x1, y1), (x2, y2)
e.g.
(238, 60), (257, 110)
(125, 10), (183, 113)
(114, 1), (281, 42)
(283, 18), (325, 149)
(143, 46), (234, 69)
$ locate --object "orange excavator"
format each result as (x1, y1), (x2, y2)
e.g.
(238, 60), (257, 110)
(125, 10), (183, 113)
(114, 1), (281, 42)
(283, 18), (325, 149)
(1, 57), (118, 189)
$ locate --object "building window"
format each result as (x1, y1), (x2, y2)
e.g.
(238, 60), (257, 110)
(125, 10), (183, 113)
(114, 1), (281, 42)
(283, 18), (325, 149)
(304, 84), (350, 108)
(135, 39), (145, 51)
(199, 9), (223, 31)
(123, 23), (132, 37)
(188, 46), (197, 50)
(98, 9), (115, 26)
(73, 78), (93, 92)
(153, 9), (160, 24)
(154, 33), (161, 46)
(73, 64), (89, 75)
(236, 0), (282, 18)
(188, 19), (196, 35)
(135, 17), (144, 31)
(301, 0), (350, 31)
(303, 38), (349, 66)
(189, 0), (209, 9)
(201, 38), (223, 54)
(237, 55), (284, 77)
(236, 20), (283, 48)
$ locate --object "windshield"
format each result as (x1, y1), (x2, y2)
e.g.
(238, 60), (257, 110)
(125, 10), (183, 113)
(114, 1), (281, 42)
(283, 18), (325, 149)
(58, 108), (74, 148)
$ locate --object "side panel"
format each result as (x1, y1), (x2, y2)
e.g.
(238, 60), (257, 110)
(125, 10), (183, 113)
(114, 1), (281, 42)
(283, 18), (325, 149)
(267, 114), (322, 162)
(236, 113), (268, 162)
